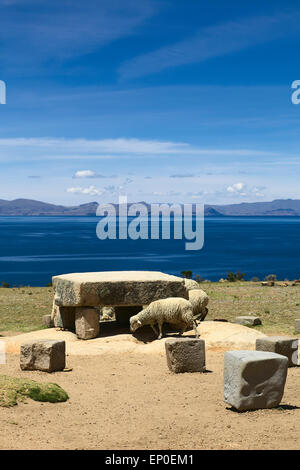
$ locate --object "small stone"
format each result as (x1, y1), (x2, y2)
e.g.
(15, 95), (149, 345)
(20, 340), (66, 372)
(234, 316), (262, 326)
(165, 338), (206, 373)
(75, 307), (99, 340)
(42, 314), (53, 328)
(224, 350), (288, 411)
(256, 336), (298, 367)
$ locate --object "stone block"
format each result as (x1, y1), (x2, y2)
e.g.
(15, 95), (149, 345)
(42, 314), (53, 328)
(165, 338), (206, 373)
(75, 307), (99, 340)
(20, 340), (65, 372)
(224, 350), (288, 411)
(234, 316), (262, 326)
(52, 271), (188, 307)
(256, 336), (298, 367)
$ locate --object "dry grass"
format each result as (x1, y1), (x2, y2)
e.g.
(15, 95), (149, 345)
(0, 282), (300, 336)
(0, 286), (53, 333)
(204, 281), (300, 335)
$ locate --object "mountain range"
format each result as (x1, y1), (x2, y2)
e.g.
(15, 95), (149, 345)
(1, 198), (300, 216)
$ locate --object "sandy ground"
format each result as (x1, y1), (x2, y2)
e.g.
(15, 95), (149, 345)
(0, 323), (299, 450)
(0, 351), (300, 450)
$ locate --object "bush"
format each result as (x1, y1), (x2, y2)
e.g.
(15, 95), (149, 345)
(181, 270), (193, 279)
(226, 270), (245, 282)
(1, 282), (10, 288)
(194, 274), (204, 283)
(265, 274), (277, 281)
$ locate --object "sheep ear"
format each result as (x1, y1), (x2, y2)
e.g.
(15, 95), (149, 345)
(138, 320), (142, 325)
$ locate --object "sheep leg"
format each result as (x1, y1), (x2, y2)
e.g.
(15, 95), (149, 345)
(157, 322), (163, 339)
(179, 324), (187, 336)
(150, 324), (159, 336)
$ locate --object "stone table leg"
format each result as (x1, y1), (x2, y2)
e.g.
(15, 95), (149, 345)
(75, 307), (100, 340)
(52, 302), (75, 331)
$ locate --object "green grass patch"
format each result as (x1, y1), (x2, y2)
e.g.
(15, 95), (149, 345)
(0, 375), (68, 407)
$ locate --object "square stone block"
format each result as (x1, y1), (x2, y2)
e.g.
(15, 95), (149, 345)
(234, 316), (262, 326)
(165, 338), (206, 373)
(75, 307), (99, 340)
(224, 350), (288, 411)
(20, 340), (66, 372)
(295, 319), (300, 333)
(42, 314), (53, 328)
(256, 336), (298, 367)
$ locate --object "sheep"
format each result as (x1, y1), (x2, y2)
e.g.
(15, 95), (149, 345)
(188, 288), (209, 322)
(129, 297), (199, 339)
(184, 278), (200, 291)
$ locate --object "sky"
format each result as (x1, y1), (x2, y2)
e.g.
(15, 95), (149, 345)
(0, 0), (300, 205)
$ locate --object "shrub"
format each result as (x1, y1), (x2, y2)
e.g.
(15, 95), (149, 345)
(226, 270), (245, 282)
(181, 270), (193, 279)
(265, 274), (277, 281)
(1, 282), (10, 288)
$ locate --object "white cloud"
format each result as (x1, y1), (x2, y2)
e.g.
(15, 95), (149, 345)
(74, 170), (96, 178)
(227, 182), (265, 198)
(0, 136), (284, 162)
(67, 185), (103, 196)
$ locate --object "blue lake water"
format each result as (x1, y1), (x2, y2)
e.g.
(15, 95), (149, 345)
(0, 216), (300, 286)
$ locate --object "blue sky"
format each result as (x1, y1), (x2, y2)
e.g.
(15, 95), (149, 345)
(0, 0), (300, 205)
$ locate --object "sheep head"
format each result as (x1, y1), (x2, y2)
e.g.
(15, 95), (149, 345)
(129, 314), (142, 332)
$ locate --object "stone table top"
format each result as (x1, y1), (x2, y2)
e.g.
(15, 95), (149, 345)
(53, 271), (188, 307)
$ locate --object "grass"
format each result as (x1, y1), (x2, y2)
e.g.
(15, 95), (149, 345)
(0, 375), (68, 407)
(204, 281), (300, 335)
(0, 286), (53, 332)
(0, 282), (300, 336)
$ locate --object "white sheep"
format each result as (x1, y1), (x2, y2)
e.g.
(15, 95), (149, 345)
(188, 289), (209, 322)
(129, 297), (199, 339)
(184, 278), (200, 291)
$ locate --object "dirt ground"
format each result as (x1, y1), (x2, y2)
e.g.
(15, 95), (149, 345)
(0, 349), (299, 450)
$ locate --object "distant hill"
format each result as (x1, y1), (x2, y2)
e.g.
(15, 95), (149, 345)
(0, 198), (300, 216)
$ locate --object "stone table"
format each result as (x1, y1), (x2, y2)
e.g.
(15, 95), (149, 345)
(51, 271), (189, 339)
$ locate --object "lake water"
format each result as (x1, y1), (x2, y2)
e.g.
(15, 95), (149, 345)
(0, 216), (300, 286)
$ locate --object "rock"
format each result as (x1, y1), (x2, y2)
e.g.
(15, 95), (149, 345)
(42, 314), (53, 328)
(295, 319), (300, 333)
(53, 271), (188, 307)
(20, 340), (66, 372)
(100, 306), (115, 321)
(165, 338), (206, 373)
(115, 306), (142, 325)
(234, 316), (262, 326)
(256, 336), (298, 367)
(261, 281), (274, 287)
(183, 279), (200, 291)
(224, 350), (288, 411)
(75, 307), (100, 340)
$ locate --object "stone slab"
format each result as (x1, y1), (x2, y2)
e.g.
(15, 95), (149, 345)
(165, 337), (206, 373)
(234, 316), (262, 326)
(256, 336), (298, 367)
(53, 271), (188, 307)
(224, 350), (288, 411)
(20, 339), (65, 372)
